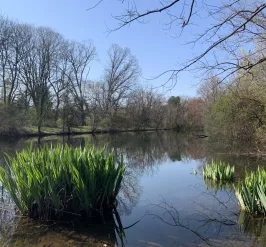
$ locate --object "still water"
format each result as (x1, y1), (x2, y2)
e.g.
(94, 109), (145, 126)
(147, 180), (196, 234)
(0, 131), (266, 247)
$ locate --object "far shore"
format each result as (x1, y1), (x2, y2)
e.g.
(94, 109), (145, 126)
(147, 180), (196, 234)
(0, 126), (186, 138)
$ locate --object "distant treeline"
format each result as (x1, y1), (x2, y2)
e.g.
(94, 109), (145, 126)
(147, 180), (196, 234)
(0, 15), (204, 136)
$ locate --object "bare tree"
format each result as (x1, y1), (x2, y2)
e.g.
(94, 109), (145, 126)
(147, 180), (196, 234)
(0, 16), (13, 105)
(87, 81), (106, 131)
(103, 44), (140, 127)
(90, 0), (266, 84)
(0, 18), (31, 105)
(65, 41), (96, 126)
(197, 77), (225, 108)
(20, 27), (62, 134)
(150, 93), (166, 128)
(126, 88), (164, 129)
(187, 97), (204, 130)
(61, 88), (80, 133)
(50, 41), (71, 122)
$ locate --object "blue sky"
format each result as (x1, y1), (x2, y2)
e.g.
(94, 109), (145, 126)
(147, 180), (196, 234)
(0, 0), (209, 98)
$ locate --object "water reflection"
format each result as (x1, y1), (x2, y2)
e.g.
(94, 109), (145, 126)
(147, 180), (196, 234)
(1, 131), (266, 246)
(238, 211), (266, 246)
(140, 188), (264, 247)
(203, 178), (234, 193)
(0, 217), (121, 247)
(0, 132), (206, 172)
(0, 196), (126, 247)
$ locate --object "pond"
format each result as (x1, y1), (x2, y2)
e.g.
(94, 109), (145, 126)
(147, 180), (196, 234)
(0, 131), (266, 246)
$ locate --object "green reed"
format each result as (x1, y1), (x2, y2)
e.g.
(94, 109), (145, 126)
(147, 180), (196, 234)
(0, 144), (125, 221)
(236, 167), (266, 216)
(202, 160), (234, 181)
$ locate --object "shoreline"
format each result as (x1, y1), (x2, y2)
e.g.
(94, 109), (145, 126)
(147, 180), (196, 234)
(0, 127), (179, 138)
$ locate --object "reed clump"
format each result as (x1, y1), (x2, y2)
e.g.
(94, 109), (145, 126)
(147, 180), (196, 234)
(236, 168), (266, 216)
(0, 144), (125, 221)
(202, 161), (234, 181)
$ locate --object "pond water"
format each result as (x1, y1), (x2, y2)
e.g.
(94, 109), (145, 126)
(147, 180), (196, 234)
(0, 131), (266, 247)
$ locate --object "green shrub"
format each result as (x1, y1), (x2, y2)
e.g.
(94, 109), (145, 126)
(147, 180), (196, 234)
(0, 104), (30, 135)
(0, 144), (125, 221)
(236, 168), (266, 216)
(202, 161), (234, 181)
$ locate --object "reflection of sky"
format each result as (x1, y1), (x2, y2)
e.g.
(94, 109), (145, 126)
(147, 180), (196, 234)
(120, 157), (242, 246)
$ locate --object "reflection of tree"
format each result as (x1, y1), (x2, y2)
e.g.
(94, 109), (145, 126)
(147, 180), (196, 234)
(0, 191), (126, 247)
(0, 131), (209, 223)
(146, 199), (213, 246)
(2, 131), (208, 173)
(203, 178), (234, 193)
(88, 131), (207, 170)
(238, 211), (266, 246)
(194, 185), (266, 246)
(161, 132), (207, 161)
(141, 189), (253, 246)
(90, 132), (205, 164)
(188, 137), (207, 160)
(4, 131), (266, 245)
(2, 132), (208, 216)
(0, 186), (16, 237)
(164, 132), (188, 161)
(90, 132), (168, 174)
(0, 216), (125, 247)
(117, 168), (141, 216)
(0, 137), (26, 165)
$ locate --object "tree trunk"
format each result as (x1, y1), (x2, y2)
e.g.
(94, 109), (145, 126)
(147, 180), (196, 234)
(80, 107), (86, 126)
(38, 123), (41, 136)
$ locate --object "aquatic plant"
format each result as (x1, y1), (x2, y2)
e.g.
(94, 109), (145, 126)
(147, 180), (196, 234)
(0, 144), (125, 221)
(202, 161), (234, 181)
(236, 167), (266, 216)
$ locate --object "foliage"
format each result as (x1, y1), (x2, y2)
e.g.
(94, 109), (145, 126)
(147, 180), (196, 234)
(0, 104), (30, 135)
(200, 62), (266, 149)
(0, 144), (125, 221)
(205, 89), (265, 145)
(168, 96), (181, 105)
(202, 161), (234, 181)
(236, 167), (266, 216)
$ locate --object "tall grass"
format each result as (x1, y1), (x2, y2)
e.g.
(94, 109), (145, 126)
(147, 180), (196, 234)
(0, 144), (125, 221)
(236, 168), (266, 216)
(202, 161), (234, 181)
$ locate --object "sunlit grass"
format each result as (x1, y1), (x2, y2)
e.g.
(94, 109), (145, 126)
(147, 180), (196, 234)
(0, 144), (125, 221)
(202, 160), (234, 181)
